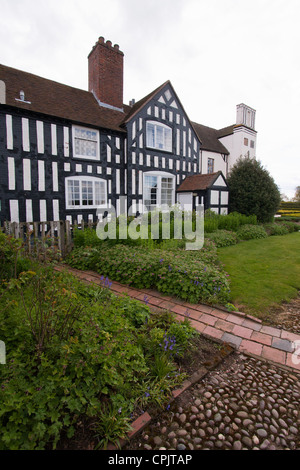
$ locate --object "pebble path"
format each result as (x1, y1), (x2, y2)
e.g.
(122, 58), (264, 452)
(126, 353), (300, 451)
(55, 265), (300, 450)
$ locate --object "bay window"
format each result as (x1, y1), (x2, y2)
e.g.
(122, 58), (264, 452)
(66, 176), (106, 209)
(143, 172), (175, 211)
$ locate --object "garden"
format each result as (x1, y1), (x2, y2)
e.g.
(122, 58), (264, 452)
(1, 204), (299, 450)
(0, 230), (223, 450)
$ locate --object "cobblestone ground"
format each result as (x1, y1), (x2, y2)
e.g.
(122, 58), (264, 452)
(125, 353), (300, 451)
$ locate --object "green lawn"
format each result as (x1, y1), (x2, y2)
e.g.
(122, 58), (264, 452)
(218, 232), (300, 318)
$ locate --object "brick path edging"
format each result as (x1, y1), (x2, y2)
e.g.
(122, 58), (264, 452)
(54, 265), (300, 373)
(54, 265), (300, 449)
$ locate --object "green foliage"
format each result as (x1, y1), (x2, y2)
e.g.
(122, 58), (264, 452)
(0, 232), (23, 281)
(277, 221), (300, 233)
(93, 403), (133, 450)
(264, 223), (289, 236)
(66, 242), (231, 305)
(206, 230), (238, 247)
(227, 157), (281, 223)
(204, 211), (257, 234)
(236, 224), (268, 240)
(0, 257), (195, 450)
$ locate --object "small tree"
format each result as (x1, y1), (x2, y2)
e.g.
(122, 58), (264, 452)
(227, 157), (281, 223)
(292, 186), (300, 202)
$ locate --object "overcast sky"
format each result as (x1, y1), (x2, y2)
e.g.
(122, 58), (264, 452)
(1, 0), (299, 198)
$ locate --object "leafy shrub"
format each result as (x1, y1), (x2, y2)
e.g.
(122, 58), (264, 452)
(236, 224), (268, 240)
(66, 243), (231, 305)
(276, 221), (300, 233)
(167, 319), (196, 356)
(204, 211), (257, 234)
(206, 230), (238, 247)
(0, 259), (196, 450)
(264, 223), (289, 236)
(0, 233), (23, 280)
(227, 156), (281, 223)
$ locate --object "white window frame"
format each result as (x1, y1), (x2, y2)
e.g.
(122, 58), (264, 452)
(72, 125), (100, 161)
(146, 121), (172, 152)
(65, 176), (107, 210)
(143, 171), (175, 211)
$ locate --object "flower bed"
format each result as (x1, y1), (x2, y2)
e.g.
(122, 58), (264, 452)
(66, 242), (231, 305)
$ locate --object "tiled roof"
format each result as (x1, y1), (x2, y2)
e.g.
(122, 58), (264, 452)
(177, 171), (224, 191)
(0, 64), (127, 132)
(121, 81), (169, 124)
(192, 122), (230, 155)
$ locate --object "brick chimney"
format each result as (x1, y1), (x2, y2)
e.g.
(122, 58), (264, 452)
(88, 37), (124, 111)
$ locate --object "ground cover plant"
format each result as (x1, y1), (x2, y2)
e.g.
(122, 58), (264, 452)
(217, 231), (300, 317)
(66, 240), (231, 306)
(0, 232), (202, 450)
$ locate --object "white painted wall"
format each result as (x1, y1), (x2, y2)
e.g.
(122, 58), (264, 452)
(201, 150), (227, 175)
(219, 127), (257, 173)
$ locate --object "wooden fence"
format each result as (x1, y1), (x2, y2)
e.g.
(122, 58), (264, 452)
(0, 220), (95, 258)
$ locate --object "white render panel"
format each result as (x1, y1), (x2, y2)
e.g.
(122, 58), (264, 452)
(211, 190), (219, 205)
(36, 121), (44, 154)
(51, 124), (57, 155)
(64, 127), (69, 157)
(6, 115), (13, 150)
(132, 121), (136, 139)
(8, 157), (15, 190)
(26, 199), (33, 222)
(116, 169), (120, 194)
(139, 133), (143, 148)
(201, 150), (227, 175)
(139, 171), (143, 195)
(132, 169), (136, 194)
(215, 175), (227, 187)
(40, 200), (47, 221)
(177, 192), (193, 212)
(10, 200), (19, 222)
(52, 162), (59, 192)
(53, 200), (59, 221)
(38, 160), (45, 191)
(22, 118), (30, 152)
(221, 191), (229, 205)
(23, 159), (31, 191)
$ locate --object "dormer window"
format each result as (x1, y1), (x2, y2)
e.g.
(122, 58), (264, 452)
(146, 121), (172, 152)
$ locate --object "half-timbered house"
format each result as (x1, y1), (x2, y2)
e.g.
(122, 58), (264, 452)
(0, 36), (257, 224)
